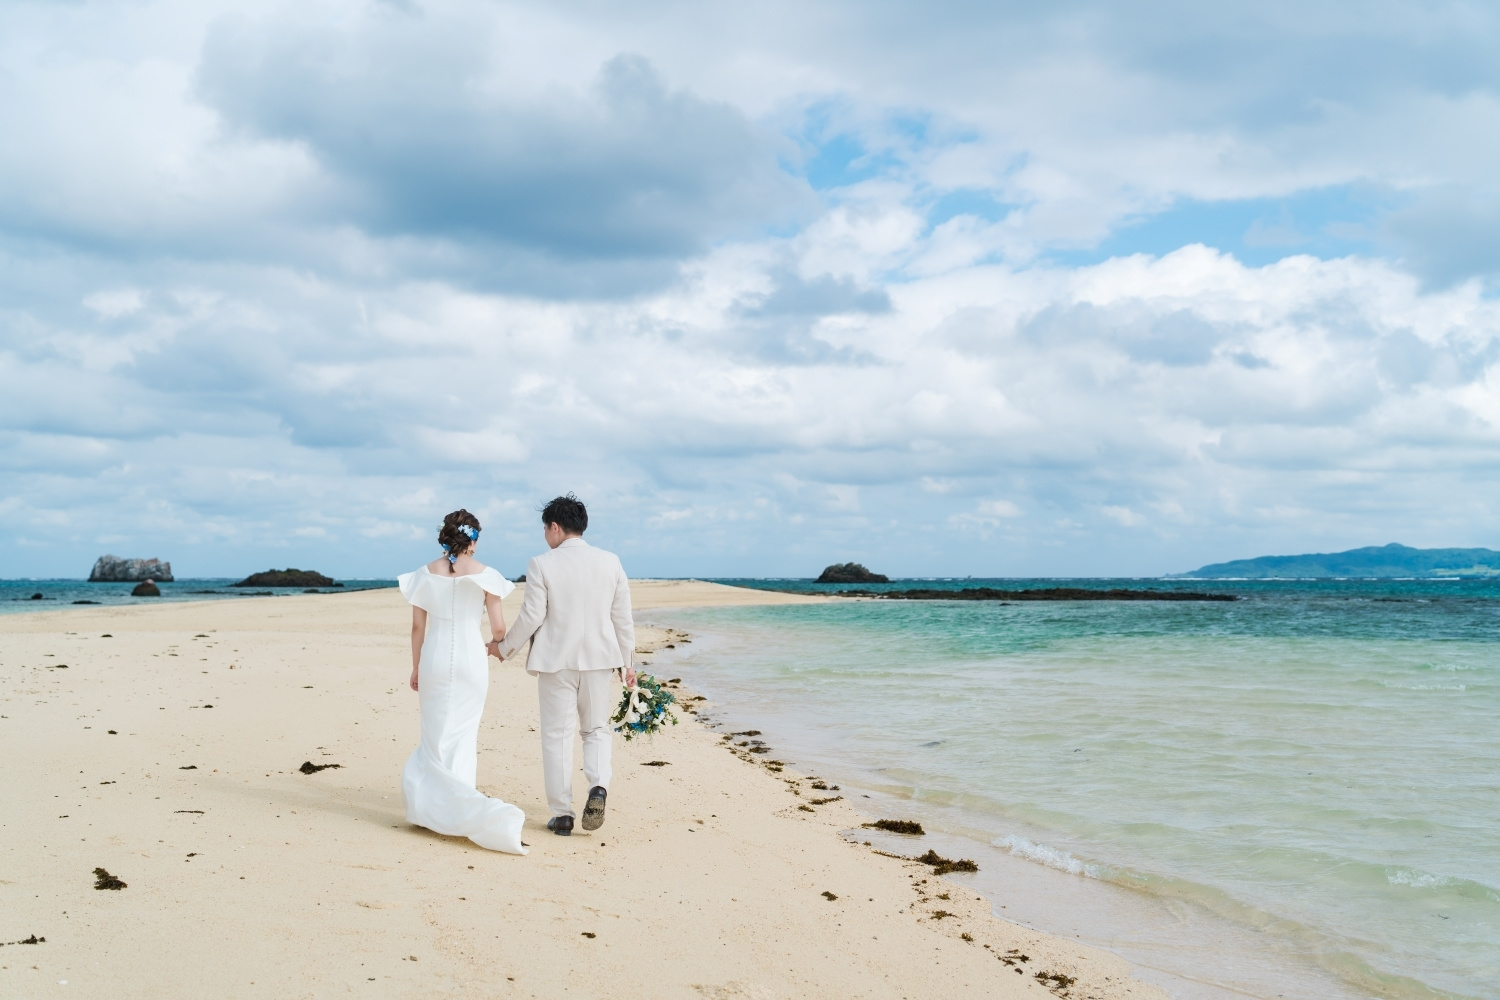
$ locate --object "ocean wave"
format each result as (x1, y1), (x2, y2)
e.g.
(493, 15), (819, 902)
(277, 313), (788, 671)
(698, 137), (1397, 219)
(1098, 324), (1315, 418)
(1385, 868), (1500, 901)
(993, 834), (1107, 878)
(1385, 868), (1456, 889)
(1379, 681), (1467, 691)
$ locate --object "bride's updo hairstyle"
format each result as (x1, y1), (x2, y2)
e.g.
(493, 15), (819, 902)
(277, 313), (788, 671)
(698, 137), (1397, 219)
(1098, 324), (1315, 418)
(437, 509), (481, 573)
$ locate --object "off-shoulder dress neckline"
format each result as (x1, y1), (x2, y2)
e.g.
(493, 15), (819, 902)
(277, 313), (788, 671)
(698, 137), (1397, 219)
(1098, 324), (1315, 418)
(420, 565), (499, 581)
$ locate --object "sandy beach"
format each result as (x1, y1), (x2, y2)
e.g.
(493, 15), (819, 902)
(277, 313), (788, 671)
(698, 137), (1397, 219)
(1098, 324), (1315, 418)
(1, 582), (1164, 1000)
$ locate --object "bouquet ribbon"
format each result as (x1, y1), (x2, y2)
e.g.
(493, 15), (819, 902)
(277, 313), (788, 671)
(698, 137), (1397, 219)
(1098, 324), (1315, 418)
(622, 683), (651, 724)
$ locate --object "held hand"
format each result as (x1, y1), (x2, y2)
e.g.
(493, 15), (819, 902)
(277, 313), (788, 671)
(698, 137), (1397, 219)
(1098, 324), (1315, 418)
(409, 668), (419, 692)
(622, 666), (637, 688)
(486, 639), (505, 661)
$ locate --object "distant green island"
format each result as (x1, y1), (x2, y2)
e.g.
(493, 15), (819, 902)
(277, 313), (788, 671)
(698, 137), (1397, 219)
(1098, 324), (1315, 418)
(1178, 543), (1500, 579)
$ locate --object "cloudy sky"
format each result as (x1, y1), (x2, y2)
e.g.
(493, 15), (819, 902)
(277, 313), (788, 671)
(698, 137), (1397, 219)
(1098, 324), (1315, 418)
(4, 0), (1500, 579)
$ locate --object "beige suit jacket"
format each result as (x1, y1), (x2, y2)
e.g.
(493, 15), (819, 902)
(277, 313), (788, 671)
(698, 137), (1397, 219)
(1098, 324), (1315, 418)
(495, 537), (634, 675)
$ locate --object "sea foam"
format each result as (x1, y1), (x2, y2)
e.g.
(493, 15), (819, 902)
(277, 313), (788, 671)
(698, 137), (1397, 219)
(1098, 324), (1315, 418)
(993, 834), (1107, 879)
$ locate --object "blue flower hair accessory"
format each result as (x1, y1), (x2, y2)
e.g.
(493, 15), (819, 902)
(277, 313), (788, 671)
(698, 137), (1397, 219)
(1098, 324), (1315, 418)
(442, 523), (480, 564)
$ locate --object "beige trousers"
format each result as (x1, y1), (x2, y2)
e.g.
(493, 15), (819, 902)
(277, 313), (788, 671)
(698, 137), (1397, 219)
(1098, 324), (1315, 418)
(536, 668), (615, 818)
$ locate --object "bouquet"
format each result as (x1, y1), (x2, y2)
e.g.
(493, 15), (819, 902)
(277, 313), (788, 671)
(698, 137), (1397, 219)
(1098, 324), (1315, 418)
(612, 673), (679, 741)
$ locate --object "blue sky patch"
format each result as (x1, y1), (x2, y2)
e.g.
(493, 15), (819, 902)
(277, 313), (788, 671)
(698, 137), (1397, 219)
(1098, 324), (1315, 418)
(793, 103), (935, 191)
(927, 189), (1014, 227)
(1051, 184), (1402, 267)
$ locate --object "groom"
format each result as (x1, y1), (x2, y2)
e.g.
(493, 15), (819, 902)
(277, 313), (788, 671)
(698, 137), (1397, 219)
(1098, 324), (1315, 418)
(488, 495), (636, 836)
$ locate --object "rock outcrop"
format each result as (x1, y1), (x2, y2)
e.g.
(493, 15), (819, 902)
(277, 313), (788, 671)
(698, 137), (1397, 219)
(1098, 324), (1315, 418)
(131, 580), (161, 597)
(815, 562), (890, 584)
(233, 569), (342, 588)
(90, 556), (174, 583)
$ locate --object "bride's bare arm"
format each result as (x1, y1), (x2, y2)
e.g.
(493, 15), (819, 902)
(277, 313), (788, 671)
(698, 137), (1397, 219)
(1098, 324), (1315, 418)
(409, 606), (427, 691)
(484, 591), (507, 646)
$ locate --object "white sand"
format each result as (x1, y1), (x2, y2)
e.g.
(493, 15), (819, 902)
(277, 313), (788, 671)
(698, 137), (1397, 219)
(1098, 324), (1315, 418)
(0, 582), (1164, 999)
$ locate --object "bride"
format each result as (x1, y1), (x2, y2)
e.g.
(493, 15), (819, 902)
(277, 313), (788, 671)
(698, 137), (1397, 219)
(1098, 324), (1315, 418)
(398, 509), (527, 854)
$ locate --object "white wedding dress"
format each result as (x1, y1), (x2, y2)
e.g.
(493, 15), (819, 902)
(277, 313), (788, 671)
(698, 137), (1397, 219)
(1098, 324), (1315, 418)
(397, 565), (527, 854)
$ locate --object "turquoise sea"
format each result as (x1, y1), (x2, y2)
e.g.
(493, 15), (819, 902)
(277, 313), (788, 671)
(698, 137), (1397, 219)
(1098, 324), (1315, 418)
(0, 577), (395, 613)
(649, 579), (1500, 1000)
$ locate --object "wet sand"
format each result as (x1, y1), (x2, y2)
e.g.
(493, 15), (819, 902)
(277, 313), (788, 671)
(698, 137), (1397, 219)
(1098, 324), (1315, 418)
(0, 581), (1164, 999)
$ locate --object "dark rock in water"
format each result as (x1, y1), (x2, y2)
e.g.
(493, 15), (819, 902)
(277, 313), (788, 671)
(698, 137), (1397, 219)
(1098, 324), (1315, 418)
(131, 580), (161, 597)
(72, 600), (100, 605)
(29, 592), (44, 600)
(234, 569), (341, 588)
(863, 586), (1235, 602)
(90, 555), (173, 582)
(513, 574), (526, 583)
(816, 562), (889, 584)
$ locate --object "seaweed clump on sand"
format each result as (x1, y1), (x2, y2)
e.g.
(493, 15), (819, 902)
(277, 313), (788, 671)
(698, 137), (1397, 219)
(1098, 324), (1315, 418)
(93, 867), (127, 890)
(299, 761), (342, 774)
(640, 761), (671, 767)
(917, 850), (979, 875)
(1, 934), (45, 946)
(864, 819), (925, 835)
